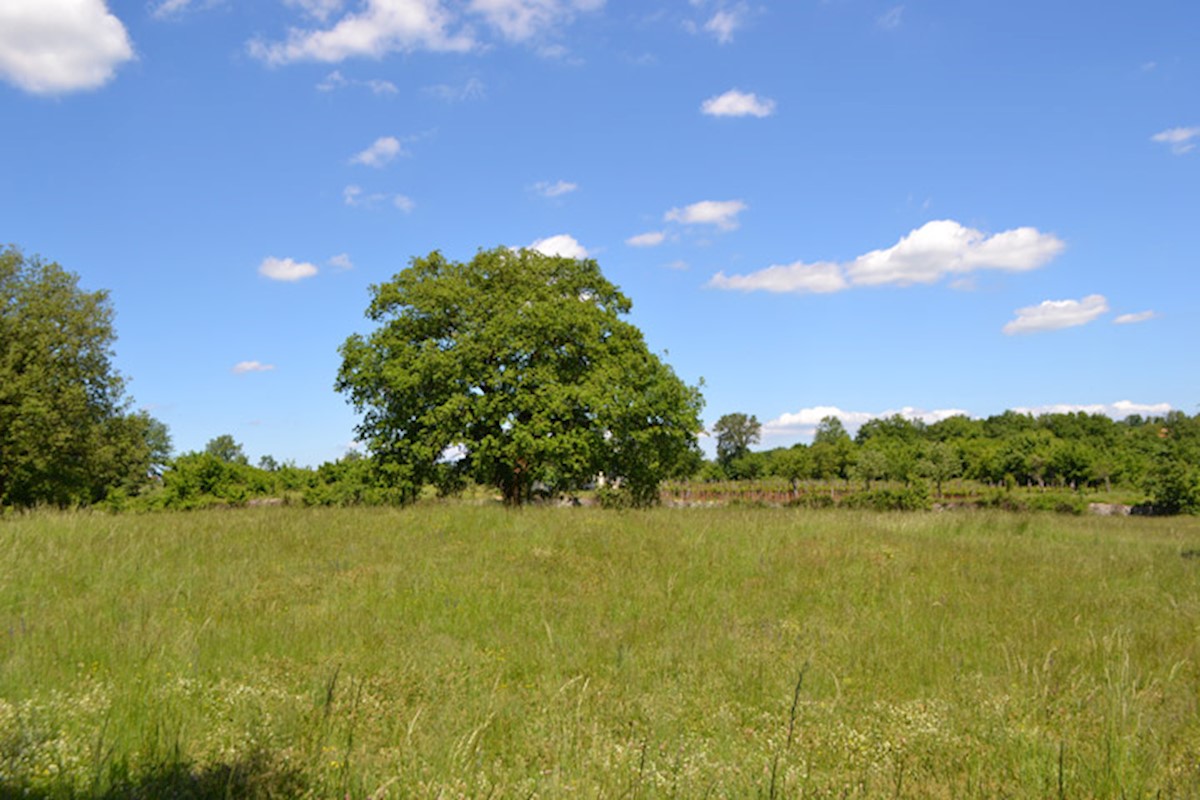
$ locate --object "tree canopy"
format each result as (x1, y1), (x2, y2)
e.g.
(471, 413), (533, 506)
(0, 246), (169, 508)
(336, 247), (704, 505)
(713, 412), (761, 467)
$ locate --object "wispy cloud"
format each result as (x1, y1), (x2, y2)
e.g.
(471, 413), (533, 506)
(316, 70), (397, 94)
(470, 0), (605, 43)
(344, 185), (414, 212)
(0, 0), (134, 95)
(329, 253), (354, 270)
(665, 199), (747, 231)
(423, 77), (486, 102)
(626, 231), (667, 247)
(232, 360), (277, 374)
(700, 3), (747, 44)
(709, 220), (1064, 294)
(350, 136), (405, 167)
(1003, 294), (1109, 335)
(701, 89), (776, 118)
(528, 233), (588, 259)
(532, 179), (579, 198)
(876, 5), (904, 30)
(259, 257), (319, 282)
(1113, 310), (1157, 325)
(1151, 126), (1200, 155)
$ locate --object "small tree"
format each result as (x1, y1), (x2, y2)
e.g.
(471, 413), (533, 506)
(712, 412), (761, 469)
(205, 434), (249, 465)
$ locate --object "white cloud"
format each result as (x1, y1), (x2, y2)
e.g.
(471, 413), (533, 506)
(665, 259), (689, 271)
(317, 69), (397, 93)
(1151, 126), (1200, 155)
(1002, 294), (1109, 335)
(232, 361), (277, 374)
(664, 199), (747, 231)
(710, 261), (848, 294)
(350, 135), (405, 167)
(0, 0), (135, 95)
(708, 220), (1065, 294)
(701, 89), (775, 118)
(528, 234), (588, 258)
(423, 76), (486, 101)
(1012, 400), (1172, 419)
(626, 231), (666, 247)
(1114, 310), (1157, 325)
(533, 179), (578, 198)
(469, 0), (605, 43)
(876, 5), (904, 30)
(248, 0), (474, 65)
(762, 405), (968, 439)
(329, 253), (354, 270)
(703, 4), (746, 44)
(393, 194), (416, 212)
(259, 256), (319, 282)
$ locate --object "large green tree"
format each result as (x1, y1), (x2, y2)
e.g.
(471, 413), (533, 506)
(0, 246), (169, 507)
(336, 247), (704, 505)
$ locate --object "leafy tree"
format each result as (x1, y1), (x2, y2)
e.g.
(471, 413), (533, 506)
(0, 246), (169, 508)
(204, 434), (248, 465)
(712, 412), (761, 467)
(852, 447), (888, 490)
(336, 247), (704, 506)
(813, 415), (850, 446)
(918, 441), (961, 497)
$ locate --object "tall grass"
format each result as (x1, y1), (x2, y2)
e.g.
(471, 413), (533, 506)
(2, 507), (1198, 797)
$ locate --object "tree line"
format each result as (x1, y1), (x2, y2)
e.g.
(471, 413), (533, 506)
(2, 244), (1196, 514)
(705, 409), (1200, 514)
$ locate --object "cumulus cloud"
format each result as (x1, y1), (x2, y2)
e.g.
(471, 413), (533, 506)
(665, 199), (747, 231)
(0, 0), (135, 95)
(1114, 310), (1157, 325)
(626, 231), (666, 247)
(1151, 126), (1200, 155)
(1002, 294), (1109, 335)
(329, 253), (354, 270)
(533, 179), (578, 198)
(259, 256), (319, 282)
(528, 233), (588, 258)
(762, 405), (968, 439)
(350, 136), (405, 167)
(708, 220), (1065, 294)
(248, 0), (474, 65)
(701, 89), (775, 118)
(1012, 400), (1172, 419)
(232, 360), (276, 374)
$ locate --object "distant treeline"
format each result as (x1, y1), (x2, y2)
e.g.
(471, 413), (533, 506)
(692, 411), (1200, 514)
(84, 409), (1199, 516)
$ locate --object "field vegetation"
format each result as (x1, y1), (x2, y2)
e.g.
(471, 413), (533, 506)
(2, 506), (1199, 797)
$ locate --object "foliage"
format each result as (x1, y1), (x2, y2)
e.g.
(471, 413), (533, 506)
(204, 434), (249, 465)
(712, 412), (761, 467)
(0, 246), (170, 508)
(336, 247), (704, 506)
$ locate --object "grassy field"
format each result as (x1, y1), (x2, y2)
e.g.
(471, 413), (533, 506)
(1, 506), (1198, 798)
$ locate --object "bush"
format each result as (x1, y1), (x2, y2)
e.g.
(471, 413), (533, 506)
(840, 483), (932, 512)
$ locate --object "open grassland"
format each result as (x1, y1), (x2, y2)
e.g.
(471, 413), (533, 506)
(1, 507), (1199, 798)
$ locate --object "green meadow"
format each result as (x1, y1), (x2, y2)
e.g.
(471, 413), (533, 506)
(2, 507), (1199, 798)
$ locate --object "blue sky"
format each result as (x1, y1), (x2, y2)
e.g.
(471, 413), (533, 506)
(2, 0), (1196, 465)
